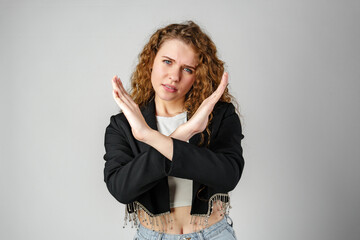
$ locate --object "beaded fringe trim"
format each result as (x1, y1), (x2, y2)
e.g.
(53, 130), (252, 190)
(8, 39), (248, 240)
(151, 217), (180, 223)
(122, 193), (231, 233)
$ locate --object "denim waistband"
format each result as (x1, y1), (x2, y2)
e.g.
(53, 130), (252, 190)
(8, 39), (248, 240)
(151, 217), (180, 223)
(136, 215), (233, 240)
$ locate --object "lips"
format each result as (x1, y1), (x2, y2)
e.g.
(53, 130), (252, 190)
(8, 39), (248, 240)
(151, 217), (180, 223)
(162, 84), (177, 91)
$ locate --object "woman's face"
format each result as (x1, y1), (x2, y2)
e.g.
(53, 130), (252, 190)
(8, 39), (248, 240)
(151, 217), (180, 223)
(150, 39), (198, 106)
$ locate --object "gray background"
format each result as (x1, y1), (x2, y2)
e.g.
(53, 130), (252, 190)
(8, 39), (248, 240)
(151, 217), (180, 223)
(1, 0), (359, 239)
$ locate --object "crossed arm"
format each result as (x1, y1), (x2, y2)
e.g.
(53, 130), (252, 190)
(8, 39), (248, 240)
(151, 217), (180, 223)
(111, 72), (229, 161)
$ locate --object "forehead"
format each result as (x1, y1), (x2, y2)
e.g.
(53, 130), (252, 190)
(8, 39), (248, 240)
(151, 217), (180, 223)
(156, 39), (198, 66)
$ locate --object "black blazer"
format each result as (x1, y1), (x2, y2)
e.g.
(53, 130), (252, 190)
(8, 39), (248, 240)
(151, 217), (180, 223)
(103, 98), (244, 226)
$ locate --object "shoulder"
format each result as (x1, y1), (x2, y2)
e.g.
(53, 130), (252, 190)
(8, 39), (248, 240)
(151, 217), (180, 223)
(110, 111), (126, 124)
(213, 101), (236, 118)
(107, 111), (130, 132)
(209, 101), (238, 134)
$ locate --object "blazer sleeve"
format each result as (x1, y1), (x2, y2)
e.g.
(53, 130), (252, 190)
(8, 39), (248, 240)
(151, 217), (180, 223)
(166, 103), (245, 192)
(103, 115), (167, 204)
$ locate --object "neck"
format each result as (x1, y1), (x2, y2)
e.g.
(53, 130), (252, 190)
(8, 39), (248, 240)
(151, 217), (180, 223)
(154, 95), (186, 117)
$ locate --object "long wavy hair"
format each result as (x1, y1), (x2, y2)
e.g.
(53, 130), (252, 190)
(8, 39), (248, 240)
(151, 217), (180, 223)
(129, 20), (241, 146)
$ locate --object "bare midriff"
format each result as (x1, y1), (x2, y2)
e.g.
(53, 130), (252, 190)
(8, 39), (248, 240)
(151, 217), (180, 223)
(138, 200), (225, 234)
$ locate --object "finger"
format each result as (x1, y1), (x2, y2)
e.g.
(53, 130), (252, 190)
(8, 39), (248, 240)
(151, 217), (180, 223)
(217, 72), (228, 93)
(112, 77), (130, 108)
(112, 89), (124, 107)
(112, 75), (122, 95)
(112, 88), (134, 113)
(116, 76), (128, 97)
(115, 76), (139, 110)
(209, 72), (228, 102)
(112, 76), (133, 106)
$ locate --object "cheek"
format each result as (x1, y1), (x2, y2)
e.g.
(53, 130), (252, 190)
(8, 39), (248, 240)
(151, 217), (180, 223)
(150, 66), (160, 84)
(188, 76), (196, 86)
(150, 68), (159, 87)
(183, 77), (196, 91)
(151, 64), (166, 80)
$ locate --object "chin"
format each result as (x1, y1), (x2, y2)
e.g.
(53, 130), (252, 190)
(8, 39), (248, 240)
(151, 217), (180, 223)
(157, 93), (182, 102)
(159, 96), (177, 102)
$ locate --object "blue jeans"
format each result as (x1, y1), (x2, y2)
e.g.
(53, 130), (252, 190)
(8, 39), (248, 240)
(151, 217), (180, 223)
(133, 215), (237, 240)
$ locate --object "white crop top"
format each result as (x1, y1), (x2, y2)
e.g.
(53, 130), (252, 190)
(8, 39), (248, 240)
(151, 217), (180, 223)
(156, 111), (193, 208)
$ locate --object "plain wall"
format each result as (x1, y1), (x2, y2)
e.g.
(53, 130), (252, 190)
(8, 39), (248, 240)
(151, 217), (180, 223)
(1, 0), (359, 239)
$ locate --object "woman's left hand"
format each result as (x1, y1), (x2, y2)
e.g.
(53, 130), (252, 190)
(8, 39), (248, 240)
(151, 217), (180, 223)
(111, 75), (152, 141)
(186, 72), (229, 135)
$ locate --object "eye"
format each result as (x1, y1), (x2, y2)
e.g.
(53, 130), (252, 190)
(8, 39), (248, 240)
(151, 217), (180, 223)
(184, 68), (193, 74)
(163, 59), (171, 65)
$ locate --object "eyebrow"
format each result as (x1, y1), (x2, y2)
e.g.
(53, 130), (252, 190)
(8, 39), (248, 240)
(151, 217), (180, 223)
(162, 56), (197, 70)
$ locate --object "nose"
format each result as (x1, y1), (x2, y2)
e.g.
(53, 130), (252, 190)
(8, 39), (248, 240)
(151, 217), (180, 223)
(169, 68), (181, 82)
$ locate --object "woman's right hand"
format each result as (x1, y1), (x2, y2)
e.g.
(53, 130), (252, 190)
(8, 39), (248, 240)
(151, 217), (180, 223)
(111, 75), (152, 142)
(186, 72), (229, 136)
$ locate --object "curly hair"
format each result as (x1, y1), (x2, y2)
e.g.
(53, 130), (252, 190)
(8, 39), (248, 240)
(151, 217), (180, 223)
(129, 20), (241, 146)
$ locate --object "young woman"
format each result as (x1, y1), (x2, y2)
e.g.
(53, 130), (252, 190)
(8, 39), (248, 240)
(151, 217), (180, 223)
(103, 21), (244, 240)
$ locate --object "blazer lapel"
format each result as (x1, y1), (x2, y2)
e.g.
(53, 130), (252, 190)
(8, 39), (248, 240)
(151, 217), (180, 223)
(141, 98), (158, 131)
